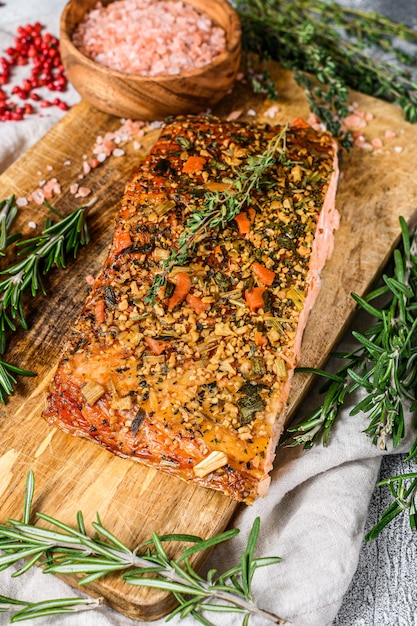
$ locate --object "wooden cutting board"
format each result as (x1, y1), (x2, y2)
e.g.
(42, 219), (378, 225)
(1, 63), (417, 621)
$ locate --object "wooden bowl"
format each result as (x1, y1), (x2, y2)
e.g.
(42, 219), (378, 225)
(59, 0), (242, 120)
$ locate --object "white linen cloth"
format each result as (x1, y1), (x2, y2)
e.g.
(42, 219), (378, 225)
(1, 2), (416, 625)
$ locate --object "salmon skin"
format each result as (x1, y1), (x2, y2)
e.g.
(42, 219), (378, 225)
(43, 115), (339, 504)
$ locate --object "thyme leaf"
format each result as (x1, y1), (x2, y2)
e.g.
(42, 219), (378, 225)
(145, 126), (289, 306)
(0, 471), (289, 625)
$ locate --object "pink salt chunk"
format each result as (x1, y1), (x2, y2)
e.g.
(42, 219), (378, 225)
(72, 0), (226, 77)
(344, 114), (367, 129)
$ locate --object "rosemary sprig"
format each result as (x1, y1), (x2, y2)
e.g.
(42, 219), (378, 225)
(0, 360), (35, 405)
(0, 471), (288, 625)
(0, 198), (92, 403)
(364, 472), (417, 541)
(283, 216), (417, 535)
(0, 196), (20, 256)
(0, 200), (90, 339)
(236, 0), (417, 143)
(0, 595), (102, 623)
(145, 126), (289, 306)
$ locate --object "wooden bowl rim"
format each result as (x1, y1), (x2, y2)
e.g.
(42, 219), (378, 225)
(60, 0), (242, 84)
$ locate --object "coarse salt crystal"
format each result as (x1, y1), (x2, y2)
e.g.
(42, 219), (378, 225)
(16, 197), (28, 207)
(263, 104), (279, 119)
(226, 110), (242, 121)
(371, 137), (383, 149)
(29, 189), (45, 205)
(75, 187), (92, 198)
(394, 146), (403, 153)
(112, 148), (125, 157)
(343, 114), (367, 129)
(72, 0), (226, 77)
(28, 221), (37, 229)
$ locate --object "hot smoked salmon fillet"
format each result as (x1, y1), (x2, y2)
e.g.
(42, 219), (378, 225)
(43, 115), (339, 503)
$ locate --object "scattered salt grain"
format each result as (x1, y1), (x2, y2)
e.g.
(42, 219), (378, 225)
(28, 221), (37, 229)
(263, 104), (280, 119)
(16, 197), (28, 207)
(85, 274), (96, 286)
(371, 137), (383, 149)
(112, 148), (125, 157)
(226, 110), (242, 121)
(64, 160), (72, 166)
(394, 146), (403, 153)
(72, 0), (226, 77)
(29, 189), (45, 205)
(246, 109), (256, 117)
(70, 183), (79, 194)
(384, 129), (396, 139)
(343, 113), (367, 129)
(75, 187), (92, 198)
(42, 178), (61, 199)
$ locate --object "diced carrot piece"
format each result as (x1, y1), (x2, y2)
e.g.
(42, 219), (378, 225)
(205, 181), (231, 192)
(234, 211), (251, 234)
(245, 287), (266, 312)
(168, 272), (192, 310)
(252, 262), (276, 286)
(94, 299), (106, 324)
(186, 293), (210, 313)
(183, 155), (207, 174)
(144, 336), (169, 356)
(291, 117), (310, 128)
(255, 331), (268, 347)
(113, 229), (132, 254)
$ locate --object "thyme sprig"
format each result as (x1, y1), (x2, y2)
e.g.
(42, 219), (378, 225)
(236, 0), (417, 144)
(145, 126), (289, 306)
(0, 471), (288, 625)
(283, 216), (417, 535)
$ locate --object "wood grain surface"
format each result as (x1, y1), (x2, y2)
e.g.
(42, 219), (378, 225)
(1, 63), (416, 621)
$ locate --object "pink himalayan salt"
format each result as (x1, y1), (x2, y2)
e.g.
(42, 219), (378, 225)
(343, 113), (367, 129)
(72, 0), (226, 77)
(371, 137), (383, 149)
